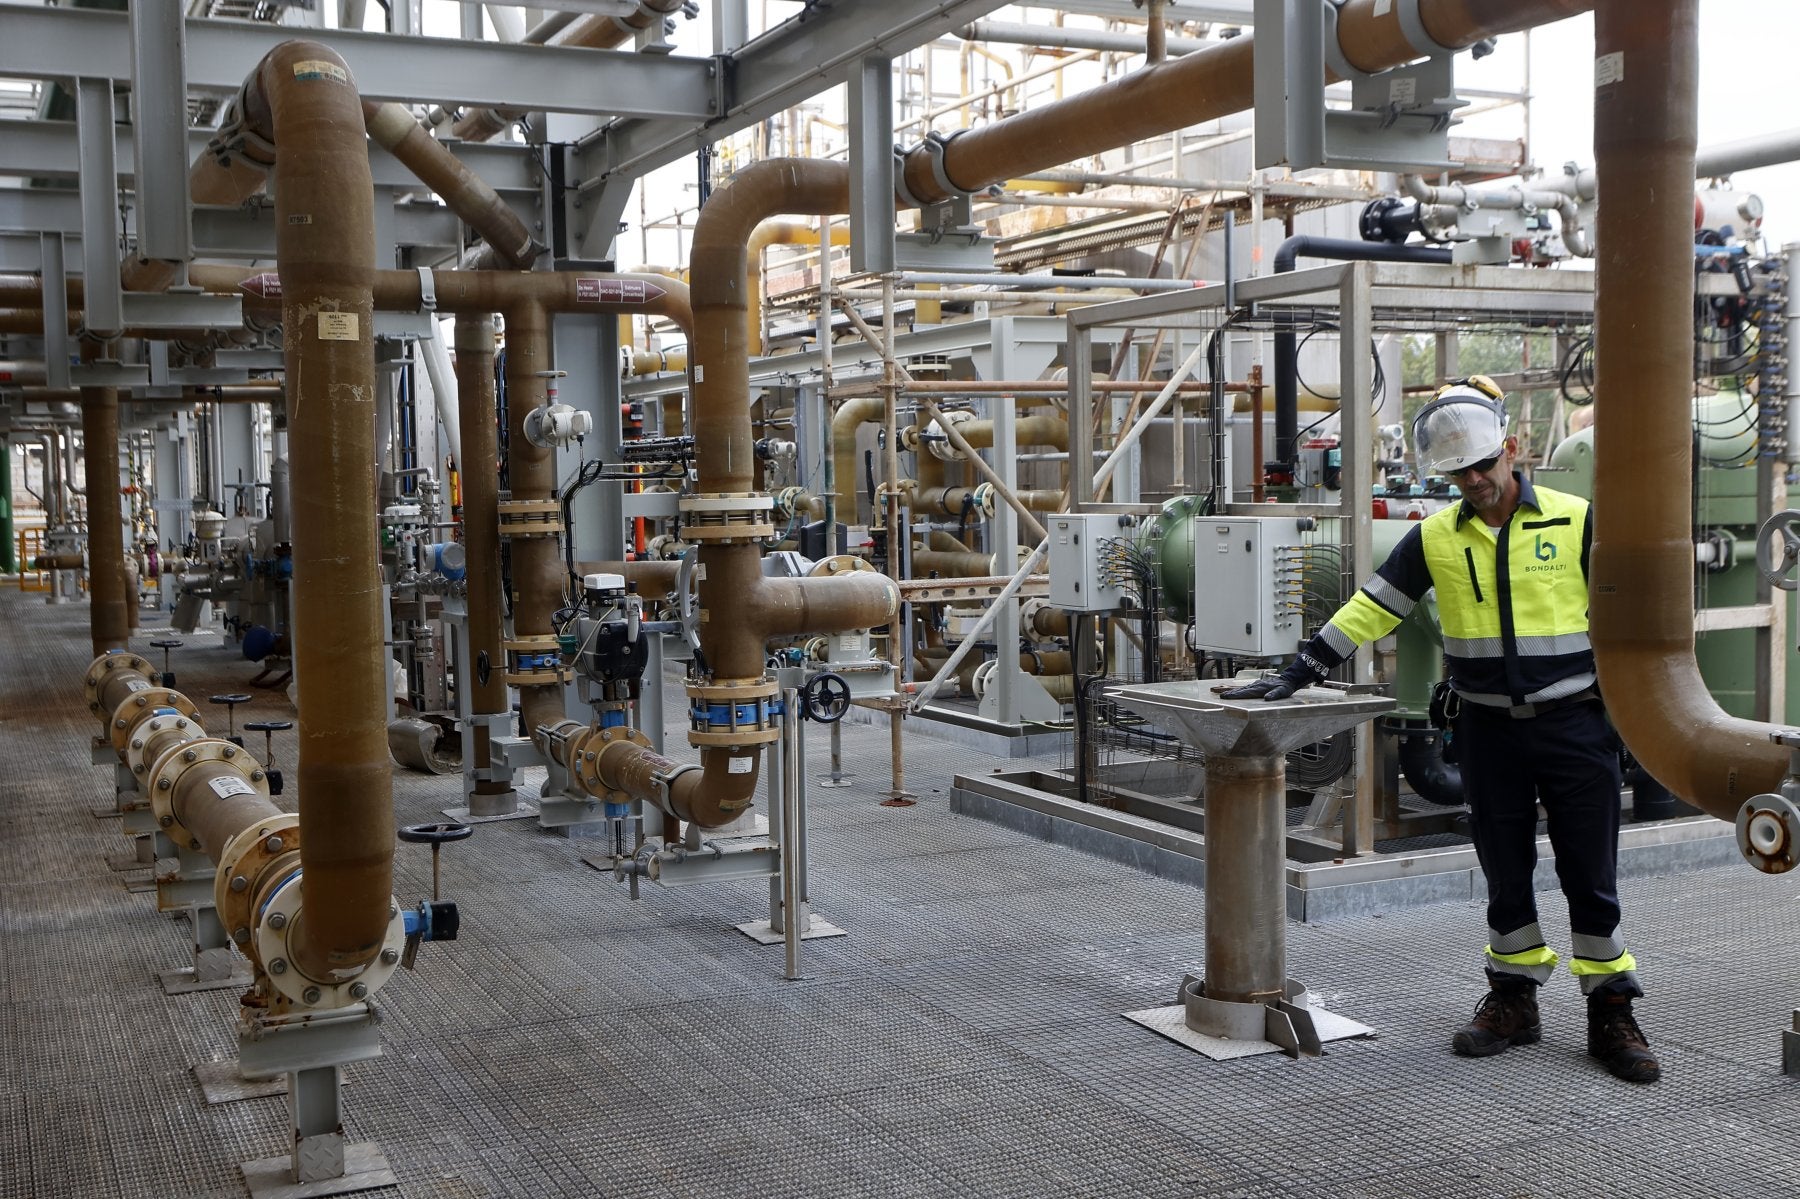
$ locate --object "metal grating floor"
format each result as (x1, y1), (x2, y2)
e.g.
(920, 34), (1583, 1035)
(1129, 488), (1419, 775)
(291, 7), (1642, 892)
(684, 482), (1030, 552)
(3, 589), (1800, 1198)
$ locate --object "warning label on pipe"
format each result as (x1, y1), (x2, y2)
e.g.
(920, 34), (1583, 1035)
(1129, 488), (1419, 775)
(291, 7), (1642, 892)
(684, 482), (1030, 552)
(241, 273), (282, 299)
(317, 312), (360, 341)
(210, 775), (256, 800)
(575, 278), (665, 305)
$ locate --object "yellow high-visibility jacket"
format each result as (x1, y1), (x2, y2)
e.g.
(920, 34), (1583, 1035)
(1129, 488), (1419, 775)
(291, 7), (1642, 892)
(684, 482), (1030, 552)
(1299, 475), (1594, 709)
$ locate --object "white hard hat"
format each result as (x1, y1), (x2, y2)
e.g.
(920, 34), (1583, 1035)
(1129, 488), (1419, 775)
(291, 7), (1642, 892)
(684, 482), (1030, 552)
(1413, 376), (1508, 473)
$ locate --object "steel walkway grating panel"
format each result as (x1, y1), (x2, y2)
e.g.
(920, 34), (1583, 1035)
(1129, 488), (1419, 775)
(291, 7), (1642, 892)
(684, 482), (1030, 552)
(4, 589), (1800, 1198)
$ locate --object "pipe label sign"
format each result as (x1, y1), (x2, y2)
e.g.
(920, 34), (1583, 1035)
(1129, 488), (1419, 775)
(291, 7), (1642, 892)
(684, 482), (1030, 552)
(728, 756), (753, 774)
(210, 775), (255, 800)
(293, 60), (349, 84)
(317, 312), (360, 341)
(575, 278), (665, 305)
(241, 273), (282, 299)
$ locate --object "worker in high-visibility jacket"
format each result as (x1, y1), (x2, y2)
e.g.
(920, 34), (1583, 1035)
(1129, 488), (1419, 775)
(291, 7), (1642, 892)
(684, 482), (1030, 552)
(1224, 376), (1659, 1084)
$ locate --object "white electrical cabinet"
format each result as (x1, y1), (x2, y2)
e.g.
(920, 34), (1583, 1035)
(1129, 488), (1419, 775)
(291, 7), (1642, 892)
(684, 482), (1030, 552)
(1192, 516), (1308, 656)
(1048, 512), (1133, 613)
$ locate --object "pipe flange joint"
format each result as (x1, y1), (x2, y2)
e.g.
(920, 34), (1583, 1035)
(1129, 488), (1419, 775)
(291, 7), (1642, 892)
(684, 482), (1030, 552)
(970, 482), (998, 518)
(686, 677), (782, 746)
(109, 687), (201, 761)
(124, 711), (205, 779)
(148, 737), (269, 853)
(216, 813), (302, 965)
(1392, 0), (1461, 60)
(1737, 792), (1800, 874)
(254, 872), (406, 1011)
(415, 266), (438, 314)
(84, 651), (156, 717)
(772, 485), (807, 521)
(678, 492), (776, 543)
(496, 499), (565, 540)
(569, 724), (655, 803)
(503, 636), (570, 688)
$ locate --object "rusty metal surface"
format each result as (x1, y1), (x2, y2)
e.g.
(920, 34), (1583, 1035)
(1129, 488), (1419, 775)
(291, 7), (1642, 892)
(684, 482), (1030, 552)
(3, 590), (1799, 1197)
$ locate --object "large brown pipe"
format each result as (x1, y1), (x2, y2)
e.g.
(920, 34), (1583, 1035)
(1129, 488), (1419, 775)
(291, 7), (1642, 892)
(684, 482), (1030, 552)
(454, 314), (512, 797)
(254, 43), (392, 979)
(957, 413), (1069, 452)
(87, 653), (160, 721)
(501, 300), (568, 741)
(78, 386), (130, 653)
(79, 344), (130, 656)
(362, 100), (542, 270)
(173, 756), (285, 860)
(898, 0), (1594, 206)
(1587, 0), (1787, 818)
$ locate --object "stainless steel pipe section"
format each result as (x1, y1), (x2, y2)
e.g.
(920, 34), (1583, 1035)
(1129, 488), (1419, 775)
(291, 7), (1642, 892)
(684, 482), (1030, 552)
(1202, 754), (1288, 1005)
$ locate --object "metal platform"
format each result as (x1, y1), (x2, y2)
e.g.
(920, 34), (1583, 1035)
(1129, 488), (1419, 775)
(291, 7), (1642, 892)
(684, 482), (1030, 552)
(4, 589), (1800, 1199)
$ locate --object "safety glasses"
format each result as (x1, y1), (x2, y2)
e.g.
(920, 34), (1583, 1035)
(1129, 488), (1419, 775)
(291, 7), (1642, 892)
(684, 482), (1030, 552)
(1447, 454), (1500, 478)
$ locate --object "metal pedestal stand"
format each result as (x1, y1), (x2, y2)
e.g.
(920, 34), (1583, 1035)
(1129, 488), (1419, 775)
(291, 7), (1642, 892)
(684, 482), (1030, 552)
(238, 1005), (394, 1199)
(1109, 680), (1394, 1060)
(733, 684), (846, 972)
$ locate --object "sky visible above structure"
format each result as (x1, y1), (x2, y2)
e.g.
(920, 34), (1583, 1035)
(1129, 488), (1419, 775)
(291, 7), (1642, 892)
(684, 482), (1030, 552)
(1459, 1), (1800, 250)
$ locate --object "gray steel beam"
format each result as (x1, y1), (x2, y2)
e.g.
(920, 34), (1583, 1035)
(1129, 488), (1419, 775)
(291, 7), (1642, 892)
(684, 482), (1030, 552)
(575, 0), (1011, 202)
(129, 0), (192, 263)
(0, 5), (715, 117)
(76, 77), (125, 336)
(39, 235), (70, 389)
(0, 120), (543, 196)
(847, 54), (895, 276)
(3, 187), (463, 261)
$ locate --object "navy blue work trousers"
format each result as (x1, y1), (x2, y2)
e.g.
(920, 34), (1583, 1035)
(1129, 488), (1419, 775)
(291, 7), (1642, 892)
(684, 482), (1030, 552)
(1457, 698), (1624, 948)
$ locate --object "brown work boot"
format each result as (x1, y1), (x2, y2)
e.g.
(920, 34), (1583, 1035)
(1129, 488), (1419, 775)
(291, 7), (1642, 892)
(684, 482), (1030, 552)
(1588, 993), (1661, 1083)
(1451, 978), (1542, 1057)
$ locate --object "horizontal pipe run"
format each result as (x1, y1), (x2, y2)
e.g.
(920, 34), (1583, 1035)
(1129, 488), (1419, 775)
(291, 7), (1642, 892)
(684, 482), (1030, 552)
(189, 265), (695, 337)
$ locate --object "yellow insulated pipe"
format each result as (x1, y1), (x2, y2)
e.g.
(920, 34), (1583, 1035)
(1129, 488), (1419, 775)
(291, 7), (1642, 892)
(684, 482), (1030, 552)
(748, 220), (851, 355)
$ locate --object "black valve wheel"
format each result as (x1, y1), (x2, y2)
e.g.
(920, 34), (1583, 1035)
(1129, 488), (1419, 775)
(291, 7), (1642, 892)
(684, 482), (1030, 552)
(398, 822), (474, 845)
(801, 672), (852, 723)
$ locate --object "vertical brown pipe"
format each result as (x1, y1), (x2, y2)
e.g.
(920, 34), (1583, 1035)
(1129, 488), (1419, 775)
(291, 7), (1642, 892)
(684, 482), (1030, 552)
(1587, 0), (1787, 818)
(500, 301), (566, 737)
(258, 43), (392, 978)
(455, 315), (512, 795)
(79, 345), (130, 655)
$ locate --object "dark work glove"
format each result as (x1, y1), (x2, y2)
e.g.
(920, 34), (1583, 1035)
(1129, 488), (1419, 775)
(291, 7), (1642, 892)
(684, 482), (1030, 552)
(1219, 654), (1324, 701)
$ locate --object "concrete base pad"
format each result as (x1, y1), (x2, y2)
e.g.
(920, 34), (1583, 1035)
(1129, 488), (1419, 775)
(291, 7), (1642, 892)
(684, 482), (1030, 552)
(194, 1059), (285, 1105)
(242, 1143), (395, 1199)
(1125, 1000), (1374, 1061)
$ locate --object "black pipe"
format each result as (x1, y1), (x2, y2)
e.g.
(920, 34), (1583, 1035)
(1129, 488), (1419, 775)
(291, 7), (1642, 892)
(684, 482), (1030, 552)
(1397, 728), (1463, 808)
(1272, 236), (1453, 467)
